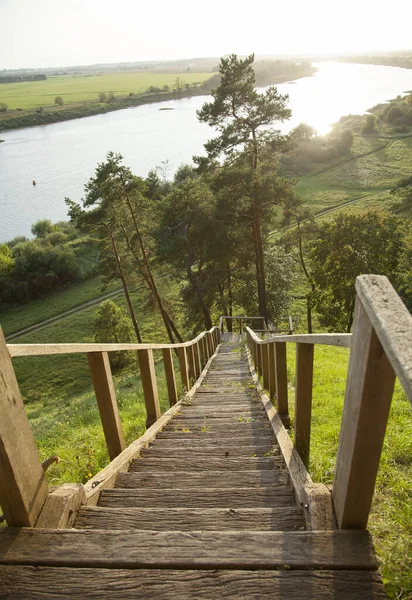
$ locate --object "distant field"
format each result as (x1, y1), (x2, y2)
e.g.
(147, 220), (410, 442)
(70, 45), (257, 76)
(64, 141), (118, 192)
(0, 71), (212, 110)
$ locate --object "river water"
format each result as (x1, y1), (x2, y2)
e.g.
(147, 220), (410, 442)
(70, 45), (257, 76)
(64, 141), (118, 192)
(1, 62), (411, 242)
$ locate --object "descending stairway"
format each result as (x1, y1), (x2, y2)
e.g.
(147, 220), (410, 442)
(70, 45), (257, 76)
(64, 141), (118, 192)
(0, 340), (387, 599)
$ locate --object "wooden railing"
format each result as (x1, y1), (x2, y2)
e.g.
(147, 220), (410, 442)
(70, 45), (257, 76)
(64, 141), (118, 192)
(247, 274), (412, 529)
(0, 326), (221, 527)
(219, 315), (293, 335)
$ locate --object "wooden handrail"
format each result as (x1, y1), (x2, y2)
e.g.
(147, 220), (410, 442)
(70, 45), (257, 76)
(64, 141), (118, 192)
(7, 327), (220, 358)
(0, 325), (221, 526)
(246, 274), (412, 530)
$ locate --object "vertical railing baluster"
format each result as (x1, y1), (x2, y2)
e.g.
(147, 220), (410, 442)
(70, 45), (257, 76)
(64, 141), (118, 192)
(294, 343), (314, 469)
(177, 346), (190, 391)
(262, 343), (270, 391)
(137, 348), (161, 428)
(275, 341), (290, 428)
(162, 347), (178, 406)
(269, 341), (276, 401)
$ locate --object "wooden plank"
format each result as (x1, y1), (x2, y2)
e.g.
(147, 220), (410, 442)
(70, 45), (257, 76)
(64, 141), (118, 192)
(269, 341), (276, 400)
(206, 332), (214, 358)
(115, 470), (289, 489)
(0, 529), (378, 570)
(137, 349), (161, 428)
(155, 430), (274, 440)
(129, 456), (281, 471)
(36, 484), (86, 529)
(75, 506), (304, 531)
(355, 274), (412, 405)
(99, 486), (295, 508)
(275, 341), (290, 428)
(193, 342), (202, 379)
(162, 348), (178, 407)
(245, 329), (352, 349)
(256, 344), (263, 377)
(0, 328), (49, 527)
(0, 567), (387, 599)
(333, 297), (396, 529)
(144, 444), (278, 457)
(87, 351), (126, 460)
(177, 346), (190, 390)
(187, 343), (196, 383)
(262, 343), (270, 391)
(294, 343), (314, 469)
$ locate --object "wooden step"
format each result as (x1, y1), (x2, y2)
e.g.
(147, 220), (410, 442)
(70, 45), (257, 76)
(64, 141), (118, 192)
(75, 506), (305, 532)
(114, 470), (290, 489)
(164, 421), (271, 433)
(129, 456), (282, 471)
(98, 486), (295, 508)
(156, 429), (274, 440)
(148, 437), (276, 449)
(0, 566), (387, 599)
(142, 445), (279, 458)
(177, 407), (265, 416)
(0, 529), (378, 570)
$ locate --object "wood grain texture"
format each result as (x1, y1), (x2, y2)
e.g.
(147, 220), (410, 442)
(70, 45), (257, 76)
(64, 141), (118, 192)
(0, 529), (377, 570)
(129, 456), (281, 471)
(177, 346), (190, 390)
(137, 349), (161, 428)
(115, 470), (289, 489)
(75, 506), (305, 531)
(36, 484), (85, 529)
(294, 343), (314, 469)
(161, 348), (178, 407)
(0, 328), (49, 527)
(0, 566), (387, 599)
(99, 486), (295, 508)
(142, 444), (279, 457)
(333, 298), (396, 529)
(87, 351), (125, 460)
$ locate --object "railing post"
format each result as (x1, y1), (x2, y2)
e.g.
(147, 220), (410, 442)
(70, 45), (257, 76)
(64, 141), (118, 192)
(193, 342), (202, 379)
(137, 348), (161, 428)
(87, 351), (126, 460)
(333, 297), (396, 529)
(162, 348), (178, 407)
(294, 343), (314, 469)
(199, 336), (207, 365)
(206, 332), (214, 357)
(177, 346), (190, 390)
(256, 344), (263, 378)
(275, 341), (290, 428)
(239, 318), (243, 334)
(187, 344), (195, 383)
(0, 329), (49, 526)
(269, 341), (276, 401)
(262, 343), (270, 391)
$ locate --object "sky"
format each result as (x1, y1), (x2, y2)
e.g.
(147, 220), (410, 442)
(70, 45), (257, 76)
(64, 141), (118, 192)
(1, 0), (411, 70)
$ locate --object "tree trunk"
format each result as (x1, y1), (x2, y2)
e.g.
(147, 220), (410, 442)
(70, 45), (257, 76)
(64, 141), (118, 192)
(186, 252), (213, 330)
(252, 204), (268, 320)
(306, 293), (313, 335)
(109, 230), (142, 343)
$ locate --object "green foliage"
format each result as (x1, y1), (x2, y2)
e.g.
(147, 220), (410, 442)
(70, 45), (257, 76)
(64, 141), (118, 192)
(387, 105), (404, 124)
(309, 210), (406, 331)
(0, 102), (7, 112)
(98, 91), (107, 102)
(92, 300), (137, 371)
(361, 113), (377, 134)
(0, 243), (14, 275)
(31, 219), (54, 238)
(54, 95), (64, 106)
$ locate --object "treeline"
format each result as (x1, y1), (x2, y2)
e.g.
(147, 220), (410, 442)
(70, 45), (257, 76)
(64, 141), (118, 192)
(0, 73), (47, 84)
(0, 221), (98, 305)
(339, 54), (412, 70)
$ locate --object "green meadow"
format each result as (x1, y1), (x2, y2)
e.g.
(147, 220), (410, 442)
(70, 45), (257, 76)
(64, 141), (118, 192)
(0, 71), (212, 110)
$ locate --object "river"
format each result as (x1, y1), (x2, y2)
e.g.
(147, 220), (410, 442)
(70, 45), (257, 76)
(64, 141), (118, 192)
(1, 61), (411, 242)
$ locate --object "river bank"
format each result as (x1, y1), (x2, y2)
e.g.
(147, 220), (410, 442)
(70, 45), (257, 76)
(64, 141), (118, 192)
(0, 67), (315, 132)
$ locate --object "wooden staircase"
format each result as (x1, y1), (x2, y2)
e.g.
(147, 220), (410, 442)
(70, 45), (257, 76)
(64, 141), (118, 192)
(0, 339), (386, 599)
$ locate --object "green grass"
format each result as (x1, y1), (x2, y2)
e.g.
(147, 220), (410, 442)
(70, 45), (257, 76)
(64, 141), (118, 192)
(0, 277), (110, 336)
(295, 135), (412, 216)
(279, 343), (412, 600)
(0, 72), (212, 110)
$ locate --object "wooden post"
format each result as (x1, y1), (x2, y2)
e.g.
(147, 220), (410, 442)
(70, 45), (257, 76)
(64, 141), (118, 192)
(269, 342), (276, 401)
(294, 343), (314, 469)
(333, 298), (396, 529)
(0, 328), (49, 526)
(193, 342), (202, 379)
(162, 348), (178, 407)
(137, 349), (161, 428)
(87, 352), (126, 461)
(187, 344), (195, 383)
(239, 318), (243, 334)
(199, 336), (206, 366)
(256, 344), (263, 378)
(206, 332), (214, 357)
(177, 346), (190, 391)
(275, 342), (290, 428)
(262, 343), (270, 391)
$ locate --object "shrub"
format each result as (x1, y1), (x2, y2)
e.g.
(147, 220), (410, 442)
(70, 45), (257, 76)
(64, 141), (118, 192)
(387, 105), (404, 124)
(0, 102), (7, 112)
(54, 96), (64, 106)
(361, 114), (377, 134)
(98, 92), (107, 102)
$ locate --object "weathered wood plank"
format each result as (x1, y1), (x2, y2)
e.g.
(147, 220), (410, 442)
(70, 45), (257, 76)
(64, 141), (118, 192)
(294, 343), (314, 469)
(177, 346), (190, 390)
(0, 529), (377, 570)
(0, 328), (49, 527)
(87, 351), (126, 460)
(155, 430), (275, 440)
(36, 484), (86, 530)
(148, 437), (276, 448)
(275, 341), (289, 427)
(75, 506), (304, 531)
(129, 456), (281, 471)
(115, 470), (289, 489)
(143, 444), (278, 457)
(0, 566), (387, 600)
(269, 341), (276, 401)
(137, 349), (161, 428)
(162, 348), (178, 407)
(333, 297), (396, 529)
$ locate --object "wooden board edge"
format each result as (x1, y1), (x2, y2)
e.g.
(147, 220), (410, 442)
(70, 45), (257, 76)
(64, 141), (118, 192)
(36, 484), (86, 529)
(244, 345), (334, 531)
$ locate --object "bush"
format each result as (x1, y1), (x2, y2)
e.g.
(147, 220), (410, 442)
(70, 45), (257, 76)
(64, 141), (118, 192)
(0, 102), (7, 112)
(387, 105), (404, 124)
(54, 96), (64, 106)
(361, 114), (377, 134)
(98, 92), (107, 102)
(92, 300), (137, 371)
